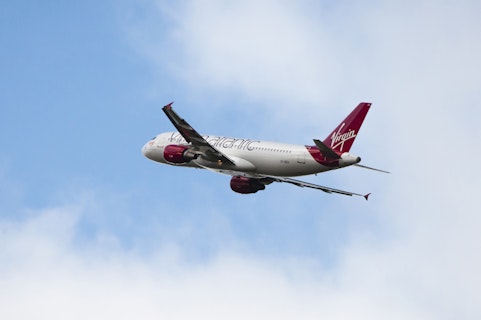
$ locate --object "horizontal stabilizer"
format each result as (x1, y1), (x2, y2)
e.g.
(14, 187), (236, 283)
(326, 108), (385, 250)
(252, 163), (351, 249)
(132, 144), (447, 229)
(354, 164), (390, 174)
(313, 139), (340, 159)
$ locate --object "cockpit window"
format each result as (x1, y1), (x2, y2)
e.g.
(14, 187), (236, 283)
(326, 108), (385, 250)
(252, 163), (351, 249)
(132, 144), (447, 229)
(151, 137), (157, 140)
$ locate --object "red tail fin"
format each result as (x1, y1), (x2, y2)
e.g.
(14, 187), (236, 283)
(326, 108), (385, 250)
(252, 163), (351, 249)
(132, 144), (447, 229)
(323, 102), (371, 153)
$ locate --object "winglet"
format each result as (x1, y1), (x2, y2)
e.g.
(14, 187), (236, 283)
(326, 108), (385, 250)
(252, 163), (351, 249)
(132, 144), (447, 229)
(364, 193), (371, 201)
(163, 102), (174, 110)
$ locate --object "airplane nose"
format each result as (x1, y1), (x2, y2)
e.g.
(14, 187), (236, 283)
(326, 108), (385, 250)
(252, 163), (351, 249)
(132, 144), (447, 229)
(142, 142), (151, 158)
(142, 140), (162, 161)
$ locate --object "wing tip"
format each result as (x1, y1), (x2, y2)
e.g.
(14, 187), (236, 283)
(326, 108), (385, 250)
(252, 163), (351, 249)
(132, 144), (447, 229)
(163, 102), (174, 110)
(364, 193), (371, 201)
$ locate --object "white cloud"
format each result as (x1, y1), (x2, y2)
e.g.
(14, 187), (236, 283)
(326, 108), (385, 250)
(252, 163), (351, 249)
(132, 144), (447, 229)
(127, 0), (344, 110)
(174, 1), (341, 105)
(0, 205), (434, 320)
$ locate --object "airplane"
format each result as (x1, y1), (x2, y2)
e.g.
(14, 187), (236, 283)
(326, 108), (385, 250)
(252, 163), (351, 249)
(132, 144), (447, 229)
(142, 102), (388, 199)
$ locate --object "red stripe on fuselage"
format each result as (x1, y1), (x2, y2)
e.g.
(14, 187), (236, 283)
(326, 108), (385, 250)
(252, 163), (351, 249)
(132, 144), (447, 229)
(305, 146), (339, 167)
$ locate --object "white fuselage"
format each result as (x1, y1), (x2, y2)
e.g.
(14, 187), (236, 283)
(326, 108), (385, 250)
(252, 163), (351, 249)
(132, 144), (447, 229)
(142, 132), (360, 178)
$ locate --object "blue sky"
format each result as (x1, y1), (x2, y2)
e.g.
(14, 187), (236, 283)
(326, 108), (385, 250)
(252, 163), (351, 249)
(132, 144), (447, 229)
(1, 1), (481, 319)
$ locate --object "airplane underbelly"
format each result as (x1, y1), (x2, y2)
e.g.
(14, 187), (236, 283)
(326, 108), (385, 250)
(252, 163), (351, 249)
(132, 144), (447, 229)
(253, 156), (321, 177)
(194, 156), (256, 172)
(262, 165), (320, 176)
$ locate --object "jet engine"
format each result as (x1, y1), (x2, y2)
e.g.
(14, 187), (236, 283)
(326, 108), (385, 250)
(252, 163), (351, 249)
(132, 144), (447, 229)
(163, 145), (197, 164)
(230, 176), (266, 194)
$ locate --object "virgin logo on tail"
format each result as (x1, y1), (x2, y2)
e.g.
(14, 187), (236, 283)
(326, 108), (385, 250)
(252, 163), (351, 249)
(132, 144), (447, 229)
(330, 123), (357, 152)
(323, 102), (370, 153)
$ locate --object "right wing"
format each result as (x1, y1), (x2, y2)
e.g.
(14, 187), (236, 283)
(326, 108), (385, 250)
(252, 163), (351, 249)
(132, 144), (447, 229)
(162, 103), (235, 165)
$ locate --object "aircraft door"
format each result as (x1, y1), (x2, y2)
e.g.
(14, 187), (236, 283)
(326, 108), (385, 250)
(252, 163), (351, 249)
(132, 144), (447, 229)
(297, 152), (305, 164)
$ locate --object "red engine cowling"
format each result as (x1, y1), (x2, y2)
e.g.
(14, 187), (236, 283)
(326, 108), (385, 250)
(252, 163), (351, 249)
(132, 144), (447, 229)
(163, 145), (197, 163)
(230, 176), (266, 194)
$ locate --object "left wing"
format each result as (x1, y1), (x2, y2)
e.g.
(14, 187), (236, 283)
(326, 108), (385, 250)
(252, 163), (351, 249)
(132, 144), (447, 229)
(162, 102), (235, 165)
(265, 175), (370, 200)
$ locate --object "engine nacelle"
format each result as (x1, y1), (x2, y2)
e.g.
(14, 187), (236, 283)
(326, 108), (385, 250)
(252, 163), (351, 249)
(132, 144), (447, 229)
(230, 176), (266, 194)
(163, 145), (197, 164)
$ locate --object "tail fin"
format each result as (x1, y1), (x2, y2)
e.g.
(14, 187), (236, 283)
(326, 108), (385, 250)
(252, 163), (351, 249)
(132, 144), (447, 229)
(323, 102), (371, 153)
